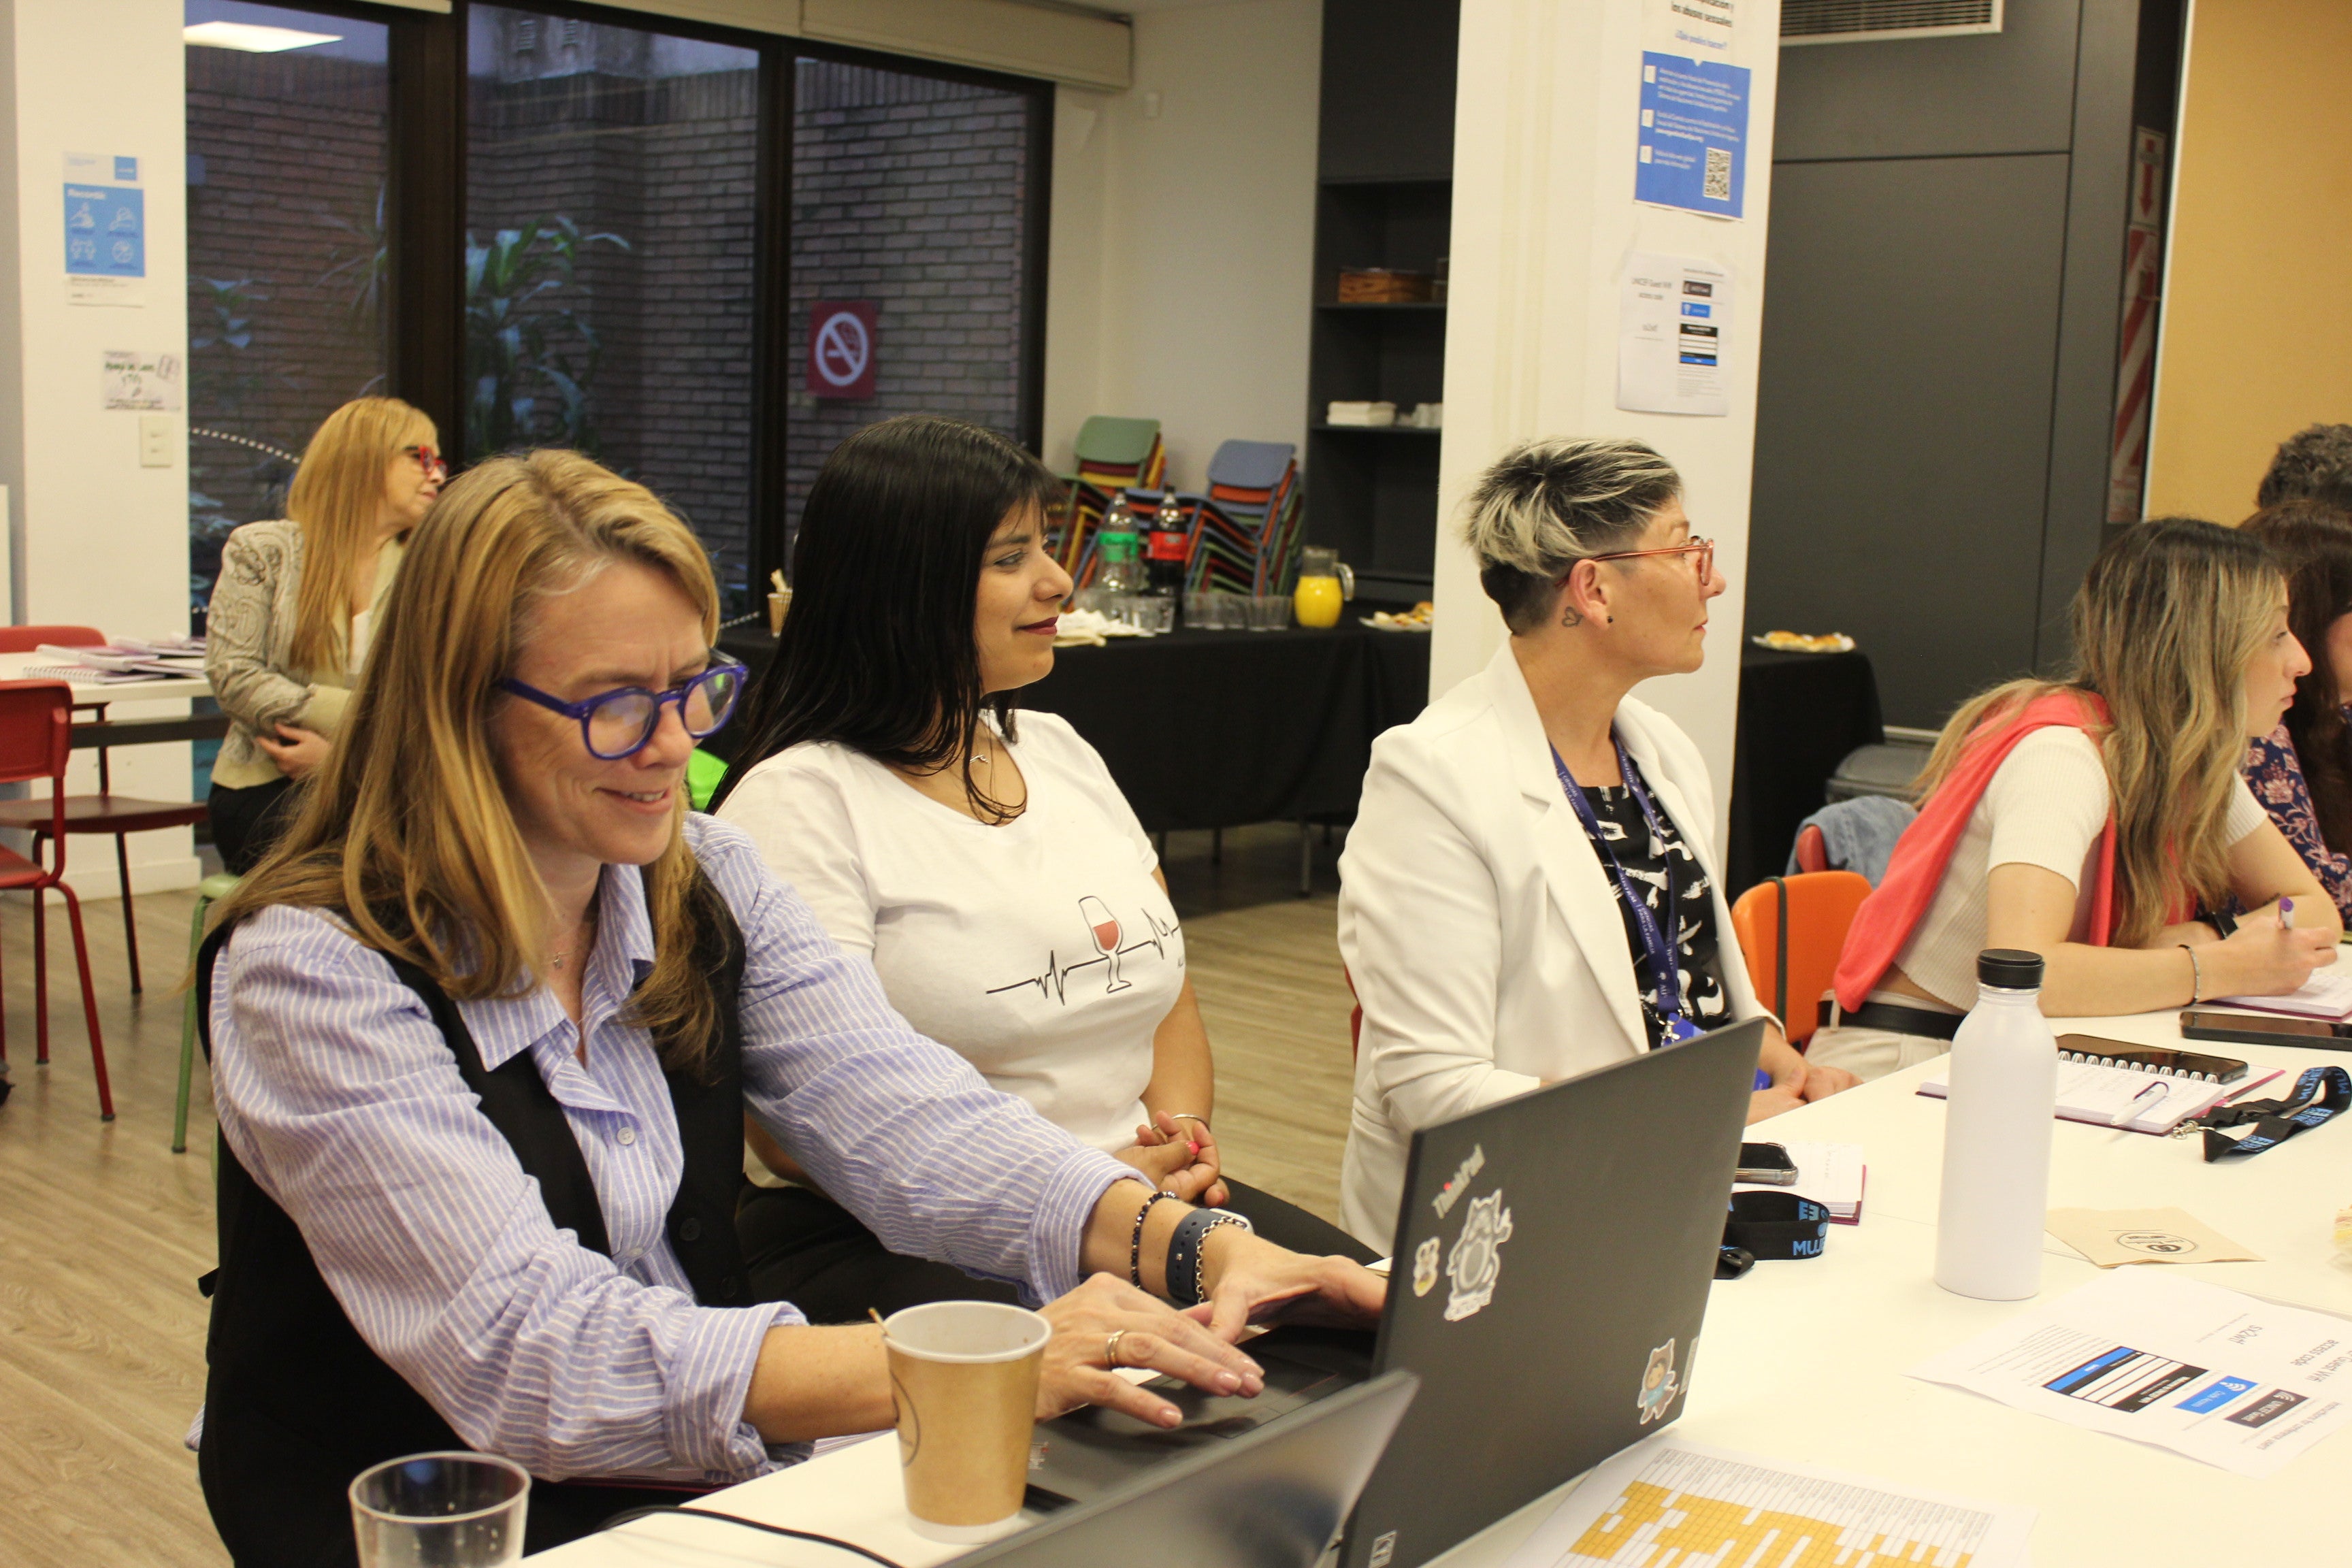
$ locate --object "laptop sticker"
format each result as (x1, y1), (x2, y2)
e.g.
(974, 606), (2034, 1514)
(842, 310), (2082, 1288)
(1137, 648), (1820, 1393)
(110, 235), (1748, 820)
(1636, 1339), (1681, 1424)
(1368, 1530), (1399, 1568)
(1443, 1188), (1514, 1322)
(1431, 1144), (1486, 1218)
(1411, 1236), (1441, 1297)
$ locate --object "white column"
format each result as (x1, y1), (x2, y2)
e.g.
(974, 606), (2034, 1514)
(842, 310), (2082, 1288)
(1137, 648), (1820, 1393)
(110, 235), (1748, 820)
(1431, 0), (1782, 832)
(0, 0), (197, 897)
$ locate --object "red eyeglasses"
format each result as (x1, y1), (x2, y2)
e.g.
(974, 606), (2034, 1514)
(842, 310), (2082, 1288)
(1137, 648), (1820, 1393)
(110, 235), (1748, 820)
(1575, 537), (1715, 581)
(404, 445), (448, 478)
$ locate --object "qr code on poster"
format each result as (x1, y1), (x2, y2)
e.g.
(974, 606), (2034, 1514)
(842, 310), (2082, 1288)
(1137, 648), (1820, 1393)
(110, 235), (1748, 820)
(1703, 147), (1733, 201)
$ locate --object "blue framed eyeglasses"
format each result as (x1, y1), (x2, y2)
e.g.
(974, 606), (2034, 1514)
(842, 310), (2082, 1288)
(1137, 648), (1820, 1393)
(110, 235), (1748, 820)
(497, 660), (749, 760)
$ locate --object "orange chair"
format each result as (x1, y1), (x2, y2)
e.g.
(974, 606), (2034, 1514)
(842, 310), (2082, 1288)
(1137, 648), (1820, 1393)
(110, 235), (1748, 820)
(0, 625), (211, 992)
(1729, 871), (1872, 1047)
(0, 681), (114, 1117)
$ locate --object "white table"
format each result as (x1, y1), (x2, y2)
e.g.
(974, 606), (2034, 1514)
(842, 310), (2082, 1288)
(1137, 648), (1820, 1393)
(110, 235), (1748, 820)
(0, 651), (214, 705)
(536, 1011), (2352, 1568)
(0, 652), (221, 753)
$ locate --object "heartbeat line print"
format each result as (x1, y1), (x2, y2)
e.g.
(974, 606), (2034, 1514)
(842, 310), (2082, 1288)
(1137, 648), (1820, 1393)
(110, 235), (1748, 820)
(986, 905), (1181, 1004)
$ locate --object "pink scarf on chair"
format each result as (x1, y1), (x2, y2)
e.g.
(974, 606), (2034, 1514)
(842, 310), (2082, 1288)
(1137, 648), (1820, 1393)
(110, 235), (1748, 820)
(1833, 690), (2117, 1011)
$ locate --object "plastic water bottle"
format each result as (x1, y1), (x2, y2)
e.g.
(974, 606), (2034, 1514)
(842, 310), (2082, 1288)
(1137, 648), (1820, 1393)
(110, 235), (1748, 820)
(1933, 948), (2057, 1301)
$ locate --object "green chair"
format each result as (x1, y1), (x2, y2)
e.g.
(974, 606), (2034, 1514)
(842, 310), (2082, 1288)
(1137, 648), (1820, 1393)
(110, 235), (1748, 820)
(174, 871), (241, 1154)
(687, 747), (728, 811)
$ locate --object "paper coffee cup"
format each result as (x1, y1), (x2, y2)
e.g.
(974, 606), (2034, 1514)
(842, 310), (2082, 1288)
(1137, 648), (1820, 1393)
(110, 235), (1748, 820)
(766, 588), (791, 636)
(881, 1301), (1051, 1543)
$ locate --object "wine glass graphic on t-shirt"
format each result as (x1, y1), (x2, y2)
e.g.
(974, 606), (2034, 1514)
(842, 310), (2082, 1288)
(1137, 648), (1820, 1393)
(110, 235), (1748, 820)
(1080, 896), (1131, 992)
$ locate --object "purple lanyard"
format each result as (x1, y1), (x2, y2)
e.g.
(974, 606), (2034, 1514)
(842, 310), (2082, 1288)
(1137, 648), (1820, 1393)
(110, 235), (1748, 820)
(1552, 738), (1701, 1045)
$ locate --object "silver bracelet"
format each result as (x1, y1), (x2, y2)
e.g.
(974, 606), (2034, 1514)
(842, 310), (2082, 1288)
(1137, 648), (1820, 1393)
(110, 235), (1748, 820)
(1164, 1112), (1210, 1132)
(2178, 943), (2203, 1004)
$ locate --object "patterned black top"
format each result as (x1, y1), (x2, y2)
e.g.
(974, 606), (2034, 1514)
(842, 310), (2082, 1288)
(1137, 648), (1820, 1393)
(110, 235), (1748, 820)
(1578, 781), (1730, 1049)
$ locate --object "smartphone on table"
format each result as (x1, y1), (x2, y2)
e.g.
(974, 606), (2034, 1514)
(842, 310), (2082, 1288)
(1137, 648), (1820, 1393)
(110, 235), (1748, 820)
(1734, 1141), (1799, 1185)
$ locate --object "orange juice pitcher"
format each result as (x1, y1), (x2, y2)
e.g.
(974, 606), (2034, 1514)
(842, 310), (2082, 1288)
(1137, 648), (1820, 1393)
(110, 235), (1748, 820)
(1293, 546), (1354, 629)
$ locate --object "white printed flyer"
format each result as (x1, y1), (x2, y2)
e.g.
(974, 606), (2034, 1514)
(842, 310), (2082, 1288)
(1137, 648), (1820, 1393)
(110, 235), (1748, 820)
(1908, 1271), (2352, 1477)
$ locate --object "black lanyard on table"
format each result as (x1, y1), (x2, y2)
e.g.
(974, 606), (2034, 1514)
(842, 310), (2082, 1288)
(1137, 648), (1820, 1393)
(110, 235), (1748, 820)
(2189, 1064), (2351, 1161)
(1552, 738), (1701, 1045)
(1724, 1190), (1831, 1260)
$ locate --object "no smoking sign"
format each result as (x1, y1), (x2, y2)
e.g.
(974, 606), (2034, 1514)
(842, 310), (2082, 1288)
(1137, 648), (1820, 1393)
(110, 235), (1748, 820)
(807, 301), (879, 400)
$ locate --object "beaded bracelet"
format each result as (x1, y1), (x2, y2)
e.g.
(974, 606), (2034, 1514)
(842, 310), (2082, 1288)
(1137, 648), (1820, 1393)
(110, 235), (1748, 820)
(2178, 943), (2204, 1005)
(1128, 1190), (1177, 1289)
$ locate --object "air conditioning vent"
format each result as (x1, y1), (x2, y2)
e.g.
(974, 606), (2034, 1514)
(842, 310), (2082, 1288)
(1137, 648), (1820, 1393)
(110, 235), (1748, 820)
(1782, 0), (2000, 46)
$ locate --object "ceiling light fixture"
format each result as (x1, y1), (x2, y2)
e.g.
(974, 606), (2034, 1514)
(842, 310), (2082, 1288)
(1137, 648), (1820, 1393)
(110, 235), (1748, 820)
(184, 20), (342, 52)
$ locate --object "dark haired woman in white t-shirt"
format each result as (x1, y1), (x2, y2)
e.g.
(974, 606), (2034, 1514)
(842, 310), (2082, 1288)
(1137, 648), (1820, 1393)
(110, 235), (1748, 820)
(714, 416), (1370, 1320)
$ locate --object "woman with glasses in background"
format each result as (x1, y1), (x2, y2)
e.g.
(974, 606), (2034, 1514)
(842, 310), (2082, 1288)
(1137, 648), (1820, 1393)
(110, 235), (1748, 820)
(195, 448), (1377, 1565)
(1335, 436), (1854, 1247)
(203, 396), (445, 872)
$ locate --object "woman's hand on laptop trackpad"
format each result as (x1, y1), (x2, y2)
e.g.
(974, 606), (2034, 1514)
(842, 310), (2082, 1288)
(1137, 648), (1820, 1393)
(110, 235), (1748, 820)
(1036, 1275), (1268, 1428)
(1194, 1232), (1387, 1341)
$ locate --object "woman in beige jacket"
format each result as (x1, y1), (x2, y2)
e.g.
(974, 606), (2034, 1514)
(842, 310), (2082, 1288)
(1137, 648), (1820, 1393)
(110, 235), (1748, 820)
(203, 397), (442, 871)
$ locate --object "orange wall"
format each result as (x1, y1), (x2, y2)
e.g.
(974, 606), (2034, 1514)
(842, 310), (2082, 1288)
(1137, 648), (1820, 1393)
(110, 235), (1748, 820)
(2146, 0), (2352, 524)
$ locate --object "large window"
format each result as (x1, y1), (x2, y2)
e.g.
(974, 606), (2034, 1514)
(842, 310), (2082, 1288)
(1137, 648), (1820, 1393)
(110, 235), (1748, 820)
(468, 6), (761, 606)
(185, 1), (1050, 621)
(787, 59), (1039, 538)
(185, 0), (392, 610)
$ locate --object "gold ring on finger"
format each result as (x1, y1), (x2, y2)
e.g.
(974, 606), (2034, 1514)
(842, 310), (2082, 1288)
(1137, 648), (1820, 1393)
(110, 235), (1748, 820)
(1105, 1328), (1128, 1367)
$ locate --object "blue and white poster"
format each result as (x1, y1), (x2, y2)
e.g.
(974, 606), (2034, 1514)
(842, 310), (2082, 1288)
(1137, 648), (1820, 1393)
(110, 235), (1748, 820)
(1635, 54), (1750, 220)
(64, 152), (146, 307)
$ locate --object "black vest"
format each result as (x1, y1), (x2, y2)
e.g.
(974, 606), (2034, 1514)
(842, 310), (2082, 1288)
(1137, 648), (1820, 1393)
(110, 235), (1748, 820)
(195, 898), (749, 1568)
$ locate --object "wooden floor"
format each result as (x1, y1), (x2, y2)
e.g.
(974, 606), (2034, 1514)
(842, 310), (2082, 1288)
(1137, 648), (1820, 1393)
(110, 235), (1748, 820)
(0, 823), (1359, 1567)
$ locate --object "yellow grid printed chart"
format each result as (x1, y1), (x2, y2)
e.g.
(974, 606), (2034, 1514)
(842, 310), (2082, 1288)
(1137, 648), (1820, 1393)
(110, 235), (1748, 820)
(1563, 1449), (2002, 1567)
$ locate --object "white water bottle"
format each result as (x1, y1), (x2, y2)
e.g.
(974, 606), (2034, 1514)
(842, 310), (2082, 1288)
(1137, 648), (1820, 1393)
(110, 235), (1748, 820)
(1933, 948), (2058, 1301)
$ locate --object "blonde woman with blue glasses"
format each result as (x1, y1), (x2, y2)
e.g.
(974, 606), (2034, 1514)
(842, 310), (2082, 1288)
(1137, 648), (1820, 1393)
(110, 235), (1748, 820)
(193, 448), (1379, 1565)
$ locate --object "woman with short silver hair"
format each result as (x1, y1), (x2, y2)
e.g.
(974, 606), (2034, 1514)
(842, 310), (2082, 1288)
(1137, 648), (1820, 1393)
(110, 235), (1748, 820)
(1336, 436), (1855, 1245)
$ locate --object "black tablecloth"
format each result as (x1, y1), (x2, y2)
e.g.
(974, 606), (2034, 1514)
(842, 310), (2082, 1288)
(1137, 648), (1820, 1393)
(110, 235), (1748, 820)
(1725, 645), (1884, 896)
(716, 622), (1433, 834)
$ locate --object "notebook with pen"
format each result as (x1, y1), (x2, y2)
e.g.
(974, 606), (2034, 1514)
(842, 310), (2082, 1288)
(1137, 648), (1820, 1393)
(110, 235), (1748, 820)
(1917, 1051), (2283, 1135)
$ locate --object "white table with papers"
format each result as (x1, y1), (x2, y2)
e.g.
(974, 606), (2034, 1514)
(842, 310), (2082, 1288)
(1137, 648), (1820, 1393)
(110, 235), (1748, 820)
(0, 650), (213, 704)
(533, 1011), (2352, 1568)
(0, 651), (220, 755)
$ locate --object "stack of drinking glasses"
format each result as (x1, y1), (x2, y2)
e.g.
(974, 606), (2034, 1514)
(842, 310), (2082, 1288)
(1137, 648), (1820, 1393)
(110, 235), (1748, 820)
(1181, 593), (1290, 631)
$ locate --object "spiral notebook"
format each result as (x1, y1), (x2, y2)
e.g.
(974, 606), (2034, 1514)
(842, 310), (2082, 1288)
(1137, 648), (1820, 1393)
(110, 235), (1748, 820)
(1917, 1058), (2283, 1135)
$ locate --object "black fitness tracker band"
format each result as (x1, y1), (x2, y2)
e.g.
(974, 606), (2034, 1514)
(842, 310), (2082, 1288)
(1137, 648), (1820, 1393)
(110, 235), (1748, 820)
(1165, 1207), (1253, 1305)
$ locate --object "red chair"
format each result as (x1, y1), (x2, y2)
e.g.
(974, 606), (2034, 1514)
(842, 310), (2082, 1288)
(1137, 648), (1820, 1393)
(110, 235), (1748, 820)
(0, 625), (210, 992)
(0, 681), (114, 1118)
(1793, 822), (1829, 874)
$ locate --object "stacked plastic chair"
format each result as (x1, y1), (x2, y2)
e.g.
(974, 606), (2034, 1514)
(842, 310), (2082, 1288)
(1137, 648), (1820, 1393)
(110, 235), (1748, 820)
(1186, 440), (1305, 595)
(1058, 416), (1167, 588)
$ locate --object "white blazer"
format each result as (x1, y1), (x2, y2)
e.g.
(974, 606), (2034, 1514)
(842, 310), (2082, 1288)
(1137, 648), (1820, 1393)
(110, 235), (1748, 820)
(1336, 644), (1768, 1248)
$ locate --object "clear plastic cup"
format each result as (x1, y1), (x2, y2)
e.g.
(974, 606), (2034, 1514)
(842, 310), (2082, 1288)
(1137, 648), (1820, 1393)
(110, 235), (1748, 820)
(1247, 594), (1293, 631)
(350, 1452), (529, 1568)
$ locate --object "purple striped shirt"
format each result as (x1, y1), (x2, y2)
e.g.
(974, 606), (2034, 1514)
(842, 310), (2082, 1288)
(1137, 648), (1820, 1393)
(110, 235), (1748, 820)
(205, 813), (1131, 1484)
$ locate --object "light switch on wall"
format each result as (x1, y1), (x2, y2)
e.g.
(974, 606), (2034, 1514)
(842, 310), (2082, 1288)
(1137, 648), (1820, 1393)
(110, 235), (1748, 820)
(139, 414), (177, 468)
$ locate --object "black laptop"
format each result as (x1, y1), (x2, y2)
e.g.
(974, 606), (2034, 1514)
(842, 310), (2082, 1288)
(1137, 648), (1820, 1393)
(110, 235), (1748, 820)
(1027, 1017), (1761, 1568)
(961, 1373), (1418, 1568)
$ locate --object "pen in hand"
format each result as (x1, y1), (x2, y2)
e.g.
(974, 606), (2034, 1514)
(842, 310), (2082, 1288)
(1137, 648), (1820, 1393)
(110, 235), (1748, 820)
(2281, 897), (2296, 932)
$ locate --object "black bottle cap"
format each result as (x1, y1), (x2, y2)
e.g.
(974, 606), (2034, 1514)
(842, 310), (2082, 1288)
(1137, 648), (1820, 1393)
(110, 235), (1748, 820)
(1977, 948), (2044, 989)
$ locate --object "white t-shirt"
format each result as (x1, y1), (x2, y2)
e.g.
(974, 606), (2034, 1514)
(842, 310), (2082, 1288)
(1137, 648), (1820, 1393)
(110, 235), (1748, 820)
(715, 712), (1181, 1153)
(1893, 728), (2270, 1009)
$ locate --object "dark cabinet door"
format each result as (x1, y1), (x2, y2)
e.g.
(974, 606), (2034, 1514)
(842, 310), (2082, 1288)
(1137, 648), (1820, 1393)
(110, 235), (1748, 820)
(1748, 154), (2071, 729)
